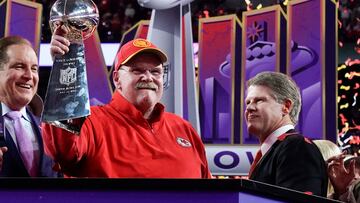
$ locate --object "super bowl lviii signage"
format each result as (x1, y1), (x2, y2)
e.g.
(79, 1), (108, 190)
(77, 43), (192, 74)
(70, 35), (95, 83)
(198, 15), (242, 145)
(241, 5), (287, 144)
(287, 0), (337, 142)
(200, 0), (337, 175)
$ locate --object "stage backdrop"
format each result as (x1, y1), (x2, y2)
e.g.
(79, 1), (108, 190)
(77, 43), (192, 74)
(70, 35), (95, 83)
(3, 0), (338, 175)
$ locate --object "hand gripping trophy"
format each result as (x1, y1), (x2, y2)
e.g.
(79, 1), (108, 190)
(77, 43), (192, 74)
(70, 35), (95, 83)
(41, 0), (99, 134)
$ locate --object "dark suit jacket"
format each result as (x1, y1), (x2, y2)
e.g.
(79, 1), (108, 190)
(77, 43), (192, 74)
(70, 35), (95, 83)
(249, 130), (328, 197)
(0, 108), (60, 177)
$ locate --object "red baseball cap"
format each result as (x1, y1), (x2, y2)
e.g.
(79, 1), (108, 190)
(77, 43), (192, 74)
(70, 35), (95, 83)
(114, 38), (168, 71)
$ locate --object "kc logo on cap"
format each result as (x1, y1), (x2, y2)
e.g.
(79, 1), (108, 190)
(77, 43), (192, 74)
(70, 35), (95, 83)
(133, 39), (152, 48)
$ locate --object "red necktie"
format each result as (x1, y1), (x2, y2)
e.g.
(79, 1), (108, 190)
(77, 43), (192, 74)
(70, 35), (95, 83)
(248, 150), (262, 177)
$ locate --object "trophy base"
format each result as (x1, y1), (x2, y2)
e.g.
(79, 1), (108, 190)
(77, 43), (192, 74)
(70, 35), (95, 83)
(45, 117), (86, 134)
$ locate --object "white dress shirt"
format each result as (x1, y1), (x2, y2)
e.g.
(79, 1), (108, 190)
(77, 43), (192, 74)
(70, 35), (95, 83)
(259, 124), (295, 157)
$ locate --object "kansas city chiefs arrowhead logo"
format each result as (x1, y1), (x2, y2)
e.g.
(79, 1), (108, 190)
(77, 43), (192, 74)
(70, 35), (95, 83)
(176, 137), (192, 148)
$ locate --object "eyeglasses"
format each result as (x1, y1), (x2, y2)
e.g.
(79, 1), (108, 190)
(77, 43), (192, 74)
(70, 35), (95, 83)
(119, 66), (164, 78)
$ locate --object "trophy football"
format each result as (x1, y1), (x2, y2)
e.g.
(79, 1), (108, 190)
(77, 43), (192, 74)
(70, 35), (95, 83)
(41, 0), (99, 134)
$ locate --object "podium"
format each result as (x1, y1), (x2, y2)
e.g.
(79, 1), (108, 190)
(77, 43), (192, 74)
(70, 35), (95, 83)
(0, 178), (340, 203)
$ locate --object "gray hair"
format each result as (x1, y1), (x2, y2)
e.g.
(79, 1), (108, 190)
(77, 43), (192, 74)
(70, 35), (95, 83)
(247, 71), (302, 124)
(313, 140), (342, 161)
(0, 36), (33, 70)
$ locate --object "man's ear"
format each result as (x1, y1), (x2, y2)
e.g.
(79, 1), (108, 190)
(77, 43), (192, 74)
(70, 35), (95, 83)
(113, 70), (121, 89)
(282, 99), (292, 114)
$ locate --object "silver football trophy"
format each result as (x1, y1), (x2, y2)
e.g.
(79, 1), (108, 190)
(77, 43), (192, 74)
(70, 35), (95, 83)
(42, 0), (99, 134)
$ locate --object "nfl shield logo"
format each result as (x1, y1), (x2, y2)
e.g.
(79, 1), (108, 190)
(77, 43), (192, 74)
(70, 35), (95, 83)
(60, 67), (77, 85)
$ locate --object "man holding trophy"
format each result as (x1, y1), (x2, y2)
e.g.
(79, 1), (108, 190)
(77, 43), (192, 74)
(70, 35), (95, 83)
(42, 0), (211, 178)
(42, 0), (98, 133)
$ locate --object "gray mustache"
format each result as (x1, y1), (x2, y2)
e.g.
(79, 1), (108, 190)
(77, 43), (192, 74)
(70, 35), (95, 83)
(135, 82), (158, 90)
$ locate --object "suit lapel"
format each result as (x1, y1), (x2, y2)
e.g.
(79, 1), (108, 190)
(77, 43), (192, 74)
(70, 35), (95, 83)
(26, 108), (61, 177)
(3, 127), (30, 176)
(252, 129), (298, 177)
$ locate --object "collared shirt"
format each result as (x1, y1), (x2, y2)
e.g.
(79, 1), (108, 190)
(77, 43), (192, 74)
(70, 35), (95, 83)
(1, 103), (40, 153)
(260, 124), (294, 157)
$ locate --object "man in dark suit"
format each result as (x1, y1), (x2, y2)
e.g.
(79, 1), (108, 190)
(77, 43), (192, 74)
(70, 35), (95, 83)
(0, 36), (59, 177)
(245, 71), (328, 197)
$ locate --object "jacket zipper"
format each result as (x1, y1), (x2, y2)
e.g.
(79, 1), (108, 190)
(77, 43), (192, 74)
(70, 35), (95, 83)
(147, 122), (155, 134)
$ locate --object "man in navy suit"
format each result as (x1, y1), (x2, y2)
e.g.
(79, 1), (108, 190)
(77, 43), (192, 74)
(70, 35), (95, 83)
(0, 36), (59, 177)
(245, 72), (328, 196)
